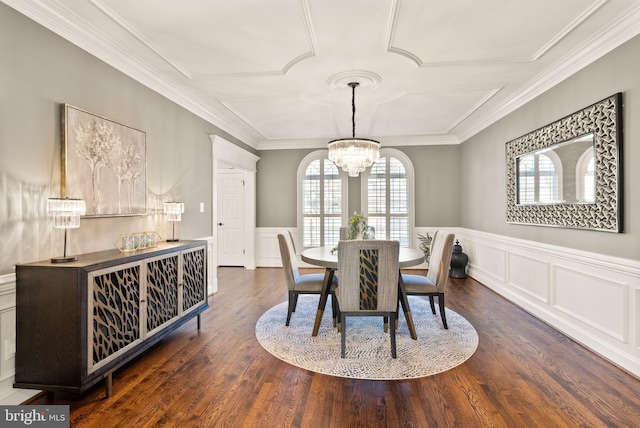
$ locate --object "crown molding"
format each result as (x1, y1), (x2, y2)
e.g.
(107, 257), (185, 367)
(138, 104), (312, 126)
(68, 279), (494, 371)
(256, 133), (460, 151)
(456, 1), (640, 143)
(4, 0), (640, 151)
(2, 0), (262, 148)
(210, 135), (260, 171)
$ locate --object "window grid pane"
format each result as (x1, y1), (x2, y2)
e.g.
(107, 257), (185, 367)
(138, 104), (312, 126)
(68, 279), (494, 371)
(390, 158), (408, 215)
(324, 162), (342, 215)
(538, 154), (557, 202)
(518, 156), (535, 204)
(390, 216), (409, 247)
(303, 160), (320, 214)
(324, 216), (341, 248)
(368, 158), (386, 214)
(390, 176), (408, 214)
(368, 216), (386, 241)
(303, 217), (320, 247)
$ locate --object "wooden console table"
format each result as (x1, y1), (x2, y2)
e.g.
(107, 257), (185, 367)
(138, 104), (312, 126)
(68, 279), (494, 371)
(14, 240), (208, 397)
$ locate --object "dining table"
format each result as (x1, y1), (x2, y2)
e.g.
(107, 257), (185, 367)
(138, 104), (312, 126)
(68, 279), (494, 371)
(301, 245), (425, 339)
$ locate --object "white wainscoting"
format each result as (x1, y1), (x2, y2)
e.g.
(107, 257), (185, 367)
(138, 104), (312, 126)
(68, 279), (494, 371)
(256, 226), (640, 377)
(458, 228), (640, 378)
(197, 236), (217, 294)
(0, 273), (37, 404)
(256, 228), (287, 267)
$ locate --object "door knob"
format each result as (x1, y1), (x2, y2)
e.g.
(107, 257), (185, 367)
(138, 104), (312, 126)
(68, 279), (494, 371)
(218, 222), (223, 226)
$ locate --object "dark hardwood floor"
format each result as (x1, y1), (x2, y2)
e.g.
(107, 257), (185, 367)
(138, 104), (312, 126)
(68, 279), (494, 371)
(30, 267), (640, 427)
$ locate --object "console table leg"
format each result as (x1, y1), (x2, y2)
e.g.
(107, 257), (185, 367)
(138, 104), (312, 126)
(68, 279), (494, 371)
(104, 371), (113, 398)
(197, 314), (201, 330)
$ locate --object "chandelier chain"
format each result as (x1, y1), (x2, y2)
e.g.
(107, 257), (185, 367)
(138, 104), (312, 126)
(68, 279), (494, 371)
(349, 82), (359, 138)
(327, 81), (379, 177)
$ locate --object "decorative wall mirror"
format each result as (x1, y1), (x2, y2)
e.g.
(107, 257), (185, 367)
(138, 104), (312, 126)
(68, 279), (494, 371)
(506, 93), (622, 232)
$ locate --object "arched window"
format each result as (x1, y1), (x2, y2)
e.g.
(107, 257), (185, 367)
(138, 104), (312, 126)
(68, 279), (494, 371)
(517, 152), (561, 204)
(361, 149), (414, 247)
(297, 150), (348, 249)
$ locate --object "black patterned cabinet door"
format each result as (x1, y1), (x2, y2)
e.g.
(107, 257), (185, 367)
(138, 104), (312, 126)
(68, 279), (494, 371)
(145, 253), (180, 334)
(89, 262), (142, 373)
(182, 247), (206, 312)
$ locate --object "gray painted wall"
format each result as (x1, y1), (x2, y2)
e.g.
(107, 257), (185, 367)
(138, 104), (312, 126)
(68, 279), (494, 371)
(460, 34), (640, 260)
(256, 149), (309, 227)
(0, 3), (248, 274)
(3, 0), (638, 274)
(256, 145), (461, 228)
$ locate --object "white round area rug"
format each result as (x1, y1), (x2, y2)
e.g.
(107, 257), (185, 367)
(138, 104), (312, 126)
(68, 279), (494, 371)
(255, 295), (478, 380)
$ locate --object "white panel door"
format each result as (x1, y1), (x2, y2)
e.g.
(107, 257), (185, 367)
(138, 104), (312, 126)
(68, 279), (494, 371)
(217, 172), (245, 266)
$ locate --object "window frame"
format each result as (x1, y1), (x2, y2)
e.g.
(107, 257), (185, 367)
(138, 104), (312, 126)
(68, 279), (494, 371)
(297, 150), (348, 250)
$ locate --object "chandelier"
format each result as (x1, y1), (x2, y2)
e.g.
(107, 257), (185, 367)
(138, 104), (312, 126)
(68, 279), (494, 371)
(328, 82), (380, 177)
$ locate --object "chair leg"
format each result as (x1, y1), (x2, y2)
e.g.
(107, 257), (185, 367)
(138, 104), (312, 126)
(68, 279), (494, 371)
(286, 291), (295, 326)
(341, 314), (346, 358)
(293, 293), (299, 312)
(439, 293), (448, 329)
(394, 300), (399, 330)
(429, 295), (436, 314)
(331, 292), (337, 327)
(390, 313), (397, 358)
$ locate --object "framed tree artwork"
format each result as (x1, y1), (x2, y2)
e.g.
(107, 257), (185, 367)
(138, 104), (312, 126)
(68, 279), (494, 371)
(61, 104), (147, 217)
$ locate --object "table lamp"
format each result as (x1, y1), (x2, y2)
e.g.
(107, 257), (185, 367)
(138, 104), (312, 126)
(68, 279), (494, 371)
(47, 197), (86, 263)
(164, 201), (184, 242)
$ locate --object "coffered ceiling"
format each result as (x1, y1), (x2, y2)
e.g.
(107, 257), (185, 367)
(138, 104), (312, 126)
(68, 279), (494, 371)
(4, 0), (640, 149)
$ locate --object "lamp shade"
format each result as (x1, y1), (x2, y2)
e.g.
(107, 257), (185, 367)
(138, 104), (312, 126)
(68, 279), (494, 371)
(164, 202), (185, 222)
(47, 198), (86, 229)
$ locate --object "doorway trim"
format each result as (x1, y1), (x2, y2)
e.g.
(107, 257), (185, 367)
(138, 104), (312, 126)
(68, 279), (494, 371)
(210, 135), (260, 285)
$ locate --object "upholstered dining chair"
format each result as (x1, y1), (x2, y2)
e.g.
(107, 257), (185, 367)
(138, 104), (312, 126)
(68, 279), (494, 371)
(335, 239), (400, 358)
(339, 226), (348, 240)
(277, 232), (337, 326)
(400, 231), (455, 329)
(287, 230), (297, 253)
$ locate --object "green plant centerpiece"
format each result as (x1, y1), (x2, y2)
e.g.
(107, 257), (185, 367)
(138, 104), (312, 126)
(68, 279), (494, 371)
(417, 232), (432, 264)
(348, 212), (368, 240)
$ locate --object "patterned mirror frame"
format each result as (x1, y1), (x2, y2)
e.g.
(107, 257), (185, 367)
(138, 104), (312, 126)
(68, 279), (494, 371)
(506, 93), (623, 232)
